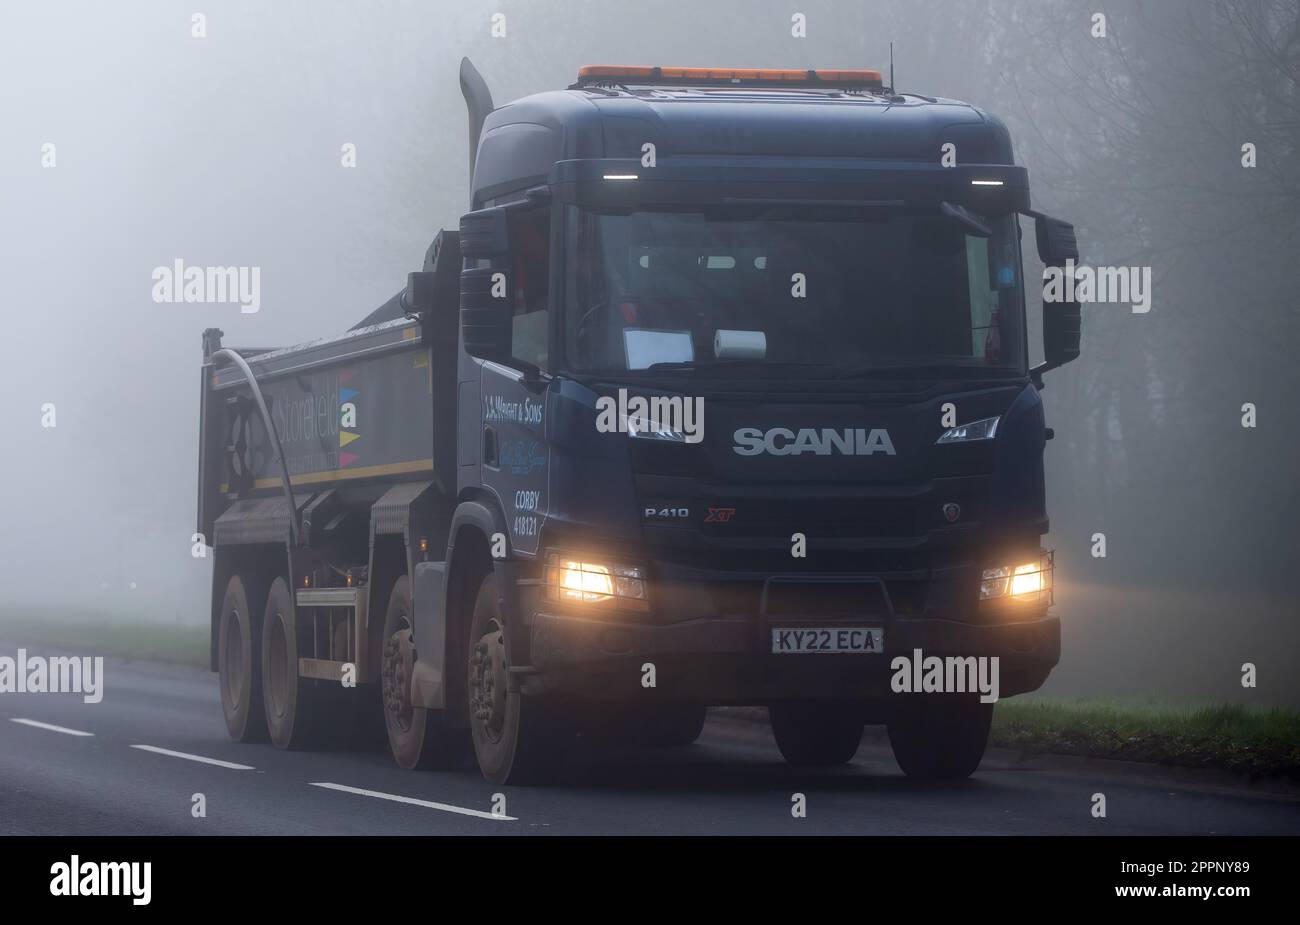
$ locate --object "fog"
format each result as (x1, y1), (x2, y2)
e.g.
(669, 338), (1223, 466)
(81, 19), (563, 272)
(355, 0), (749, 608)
(3, 0), (1296, 704)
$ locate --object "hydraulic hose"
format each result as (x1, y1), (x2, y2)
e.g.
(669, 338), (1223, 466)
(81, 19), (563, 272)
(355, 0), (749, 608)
(210, 348), (300, 545)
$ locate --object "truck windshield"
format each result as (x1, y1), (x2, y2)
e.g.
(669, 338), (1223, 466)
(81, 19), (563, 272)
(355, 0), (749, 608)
(561, 204), (1026, 377)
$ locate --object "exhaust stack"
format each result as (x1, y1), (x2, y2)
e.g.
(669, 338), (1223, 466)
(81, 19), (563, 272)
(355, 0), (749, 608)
(459, 57), (494, 183)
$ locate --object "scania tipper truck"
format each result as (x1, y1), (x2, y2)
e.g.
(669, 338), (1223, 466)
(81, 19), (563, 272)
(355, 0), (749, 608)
(197, 60), (1080, 784)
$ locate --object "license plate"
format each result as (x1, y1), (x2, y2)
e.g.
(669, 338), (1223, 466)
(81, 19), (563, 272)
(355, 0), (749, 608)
(771, 627), (884, 654)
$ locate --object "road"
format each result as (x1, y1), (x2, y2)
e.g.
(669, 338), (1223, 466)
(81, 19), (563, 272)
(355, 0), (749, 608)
(1, 648), (1296, 836)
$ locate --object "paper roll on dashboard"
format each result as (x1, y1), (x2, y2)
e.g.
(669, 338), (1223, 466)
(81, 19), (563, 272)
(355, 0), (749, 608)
(714, 329), (767, 360)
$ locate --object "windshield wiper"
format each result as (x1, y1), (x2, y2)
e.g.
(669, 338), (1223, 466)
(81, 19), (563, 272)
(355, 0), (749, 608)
(939, 201), (992, 237)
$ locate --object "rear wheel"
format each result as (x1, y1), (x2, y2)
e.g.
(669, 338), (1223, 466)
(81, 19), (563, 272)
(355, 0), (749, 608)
(217, 573), (268, 743)
(467, 572), (564, 784)
(380, 575), (468, 770)
(261, 577), (319, 749)
(887, 696), (993, 779)
(769, 701), (863, 766)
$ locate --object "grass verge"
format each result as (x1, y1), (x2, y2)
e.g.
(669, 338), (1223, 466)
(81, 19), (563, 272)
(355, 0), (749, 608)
(992, 697), (1300, 779)
(0, 617), (208, 668)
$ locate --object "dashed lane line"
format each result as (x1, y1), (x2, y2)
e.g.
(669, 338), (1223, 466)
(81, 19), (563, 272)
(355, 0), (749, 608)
(10, 718), (94, 737)
(130, 744), (254, 770)
(309, 781), (516, 821)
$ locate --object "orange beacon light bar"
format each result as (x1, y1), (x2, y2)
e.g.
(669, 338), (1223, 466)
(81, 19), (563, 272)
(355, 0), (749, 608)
(575, 65), (884, 90)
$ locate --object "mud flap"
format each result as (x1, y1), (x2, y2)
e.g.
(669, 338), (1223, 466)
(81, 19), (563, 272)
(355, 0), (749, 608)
(410, 561), (448, 709)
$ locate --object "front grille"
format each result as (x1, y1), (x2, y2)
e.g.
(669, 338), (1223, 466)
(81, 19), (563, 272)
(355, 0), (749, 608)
(634, 473), (990, 622)
(883, 579), (928, 615)
(702, 495), (919, 538)
(647, 542), (961, 621)
(764, 579), (890, 617)
(694, 576), (929, 618)
(648, 540), (956, 574)
(634, 474), (990, 542)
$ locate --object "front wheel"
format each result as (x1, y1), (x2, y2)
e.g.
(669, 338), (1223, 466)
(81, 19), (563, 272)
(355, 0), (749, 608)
(769, 702), (863, 766)
(886, 696), (993, 780)
(380, 575), (468, 770)
(466, 572), (565, 784)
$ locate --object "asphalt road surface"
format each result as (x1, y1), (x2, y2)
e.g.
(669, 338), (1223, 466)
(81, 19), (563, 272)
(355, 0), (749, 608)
(1, 648), (1297, 836)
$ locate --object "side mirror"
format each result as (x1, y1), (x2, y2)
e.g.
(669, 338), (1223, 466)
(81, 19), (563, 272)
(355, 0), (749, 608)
(459, 208), (512, 362)
(1034, 213), (1079, 266)
(419, 229), (462, 350)
(1043, 292), (1082, 370)
(400, 270), (435, 317)
(1027, 212), (1081, 378)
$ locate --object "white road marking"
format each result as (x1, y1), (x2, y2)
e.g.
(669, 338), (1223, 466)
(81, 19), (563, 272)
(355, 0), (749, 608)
(130, 744), (254, 770)
(10, 718), (94, 737)
(309, 782), (516, 821)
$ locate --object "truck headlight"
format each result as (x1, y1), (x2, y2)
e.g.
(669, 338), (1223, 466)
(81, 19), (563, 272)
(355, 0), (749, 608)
(936, 416), (1000, 444)
(980, 553), (1052, 602)
(1009, 562), (1045, 597)
(544, 552), (648, 611)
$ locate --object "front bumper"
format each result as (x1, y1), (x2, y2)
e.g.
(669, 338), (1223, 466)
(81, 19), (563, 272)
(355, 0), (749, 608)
(524, 606), (1059, 706)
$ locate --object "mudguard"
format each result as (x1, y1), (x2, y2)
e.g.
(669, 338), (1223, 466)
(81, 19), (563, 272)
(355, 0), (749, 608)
(408, 498), (521, 710)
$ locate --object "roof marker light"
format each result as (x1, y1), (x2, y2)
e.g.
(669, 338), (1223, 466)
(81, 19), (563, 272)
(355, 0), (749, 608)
(576, 65), (884, 90)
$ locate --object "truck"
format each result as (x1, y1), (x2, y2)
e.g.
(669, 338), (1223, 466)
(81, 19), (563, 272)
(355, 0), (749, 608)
(197, 60), (1080, 785)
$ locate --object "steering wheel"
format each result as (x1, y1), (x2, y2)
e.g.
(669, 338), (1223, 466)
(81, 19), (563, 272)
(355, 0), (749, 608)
(574, 301), (608, 353)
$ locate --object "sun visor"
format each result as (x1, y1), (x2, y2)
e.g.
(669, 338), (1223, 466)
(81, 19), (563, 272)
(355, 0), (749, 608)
(552, 160), (1030, 212)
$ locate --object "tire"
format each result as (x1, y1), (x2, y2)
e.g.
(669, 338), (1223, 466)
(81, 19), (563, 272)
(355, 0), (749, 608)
(261, 577), (319, 750)
(769, 701), (863, 766)
(467, 572), (563, 784)
(217, 573), (268, 743)
(380, 575), (468, 770)
(887, 695), (993, 780)
(644, 704), (708, 747)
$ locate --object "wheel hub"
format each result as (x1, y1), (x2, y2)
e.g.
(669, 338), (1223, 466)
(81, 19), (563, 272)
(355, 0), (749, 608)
(221, 614), (244, 707)
(381, 629), (416, 730)
(469, 626), (508, 738)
